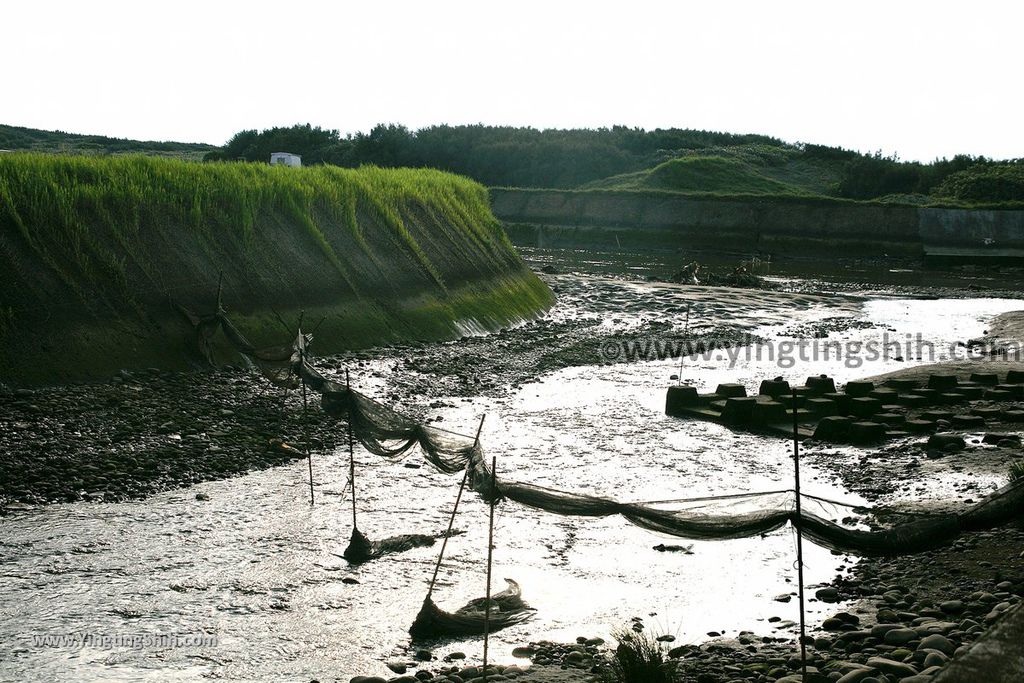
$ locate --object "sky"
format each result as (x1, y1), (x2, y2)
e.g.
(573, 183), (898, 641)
(3, 0), (1022, 161)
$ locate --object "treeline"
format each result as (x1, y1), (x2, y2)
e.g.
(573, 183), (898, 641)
(205, 123), (1024, 203)
(833, 152), (1024, 203)
(205, 124), (785, 189)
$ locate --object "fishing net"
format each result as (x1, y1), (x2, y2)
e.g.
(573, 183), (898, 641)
(174, 303), (224, 366)
(217, 315), (307, 389)
(342, 527), (437, 565)
(314, 382), (1023, 557)
(409, 579), (534, 640)
(208, 312), (1024, 559)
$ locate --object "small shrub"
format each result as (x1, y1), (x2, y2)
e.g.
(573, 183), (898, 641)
(604, 626), (673, 683)
(1010, 461), (1024, 483)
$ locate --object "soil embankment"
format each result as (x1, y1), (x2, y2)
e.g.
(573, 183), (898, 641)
(492, 188), (1024, 262)
(0, 155), (553, 385)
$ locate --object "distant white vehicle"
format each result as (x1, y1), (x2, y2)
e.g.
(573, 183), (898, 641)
(269, 152), (301, 167)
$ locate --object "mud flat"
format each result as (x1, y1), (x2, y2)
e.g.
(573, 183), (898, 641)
(4, 251), (1024, 683)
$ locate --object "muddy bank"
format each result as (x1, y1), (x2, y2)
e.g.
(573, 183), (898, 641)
(0, 367), (345, 505)
(0, 155), (552, 385)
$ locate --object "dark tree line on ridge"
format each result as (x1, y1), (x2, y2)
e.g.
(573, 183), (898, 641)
(205, 123), (1024, 203)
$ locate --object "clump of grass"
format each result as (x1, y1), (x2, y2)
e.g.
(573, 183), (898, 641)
(1010, 461), (1024, 483)
(603, 626), (674, 683)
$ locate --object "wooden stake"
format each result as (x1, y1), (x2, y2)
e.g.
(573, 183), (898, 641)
(482, 456), (498, 682)
(792, 388), (807, 681)
(676, 302), (692, 383)
(426, 415), (486, 599)
(302, 333), (313, 505)
(347, 369), (357, 529)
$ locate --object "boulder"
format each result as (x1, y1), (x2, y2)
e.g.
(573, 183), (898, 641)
(927, 434), (965, 451)
(865, 656), (918, 678)
(882, 627), (917, 645)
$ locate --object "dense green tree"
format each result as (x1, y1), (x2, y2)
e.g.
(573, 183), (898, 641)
(206, 124), (341, 164)
(199, 122), (1022, 203)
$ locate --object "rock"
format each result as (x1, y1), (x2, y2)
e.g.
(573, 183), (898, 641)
(870, 623), (904, 638)
(195, 492), (210, 501)
(835, 670), (874, 683)
(387, 662), (407, 674)
(927, 433), (965, 451)
(922, 650), (949, 668)
(883, 628), (917, 645)
(414, 649), (432, 661)
(939, 599), (964, 614)
(865, 656), (917, 678)
(822, 617), (846, 631)
(816, 587), (841, 602)
(510, 646), (534, 658)
(775, 593), (793, 602)
(918, 633), (955, 656)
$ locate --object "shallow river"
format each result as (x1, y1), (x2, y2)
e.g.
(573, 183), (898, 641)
(1, 272), (1020, 681)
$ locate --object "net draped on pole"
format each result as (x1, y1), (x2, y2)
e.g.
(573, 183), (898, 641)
(208, 313), (1024, 559)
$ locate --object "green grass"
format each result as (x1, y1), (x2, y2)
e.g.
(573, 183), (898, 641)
(581, 144), (829, 197)
(0, 153), (516, 301)
(644, 156), (805, 194)
(0, 153), (553, 384)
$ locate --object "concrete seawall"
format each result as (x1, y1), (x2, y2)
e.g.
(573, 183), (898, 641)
(491, 189), (1024, 261)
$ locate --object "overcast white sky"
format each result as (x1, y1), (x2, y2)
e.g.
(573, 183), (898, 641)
(2, 0), (1021, 161)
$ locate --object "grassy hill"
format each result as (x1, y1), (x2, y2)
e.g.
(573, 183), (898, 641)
(582, 143), (843, 198)
(0, 124), (216, 160)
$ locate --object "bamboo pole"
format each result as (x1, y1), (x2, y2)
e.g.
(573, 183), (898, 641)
(302, 333), (313, 505)
(347, 369), (357, 529)
(482, 456), (498, 682)
(792, 388), (807, 681)
(426, 415), (486, 599)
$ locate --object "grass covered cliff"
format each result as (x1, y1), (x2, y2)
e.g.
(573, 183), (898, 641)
(0, 154), (553, 384)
